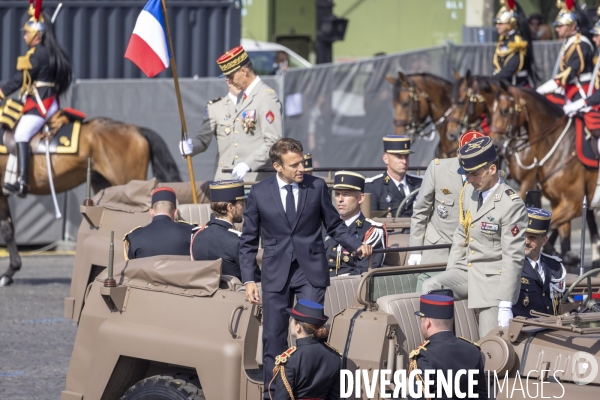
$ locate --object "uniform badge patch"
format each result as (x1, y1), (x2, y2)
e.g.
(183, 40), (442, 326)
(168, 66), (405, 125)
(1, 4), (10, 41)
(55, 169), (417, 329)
(523, 296), (529, 307)
(266, 110), (275, 124)
(481, 222), (499, 232)
(441, 188), (451, 195)
(505, 189), (520, 201)
(386, 195), (392, 202)
(487, 216), (495, 222)
(343, 256), (350, 263)
(521, 277), (529, 285)
(437, 204), (449, 219)
(511, 225), (520, 236)
(203, 107), (208, 120)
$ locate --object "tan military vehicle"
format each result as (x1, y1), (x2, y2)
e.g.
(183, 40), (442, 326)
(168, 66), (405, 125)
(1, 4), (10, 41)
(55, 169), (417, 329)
(62, 179), (600, 400)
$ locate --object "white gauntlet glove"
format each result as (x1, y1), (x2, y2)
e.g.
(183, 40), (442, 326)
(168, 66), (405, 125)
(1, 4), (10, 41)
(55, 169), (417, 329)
(563, 98), (587, 116)
(232, 162), (251, 179)
(498, 301), (513, 328)
(179, 139), (194, 156)
(407, 254), (422, 266)
(536, 79), (559, 95)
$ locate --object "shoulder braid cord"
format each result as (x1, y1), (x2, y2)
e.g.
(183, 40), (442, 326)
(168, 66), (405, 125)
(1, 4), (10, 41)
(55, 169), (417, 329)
(458, 181), (472, 246)
(269, 350), (296, 400)
(408, 344), (431, 400)
(16, 47), (36, 97)
(189, 223), (208, 261)
(364, 223), (388, 263)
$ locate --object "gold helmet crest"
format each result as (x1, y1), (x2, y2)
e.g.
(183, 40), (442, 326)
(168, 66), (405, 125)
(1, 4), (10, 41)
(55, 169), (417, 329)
(494, 0), (517, 27)
(554, 0), (577, 27)
(23, 0), (45, 41)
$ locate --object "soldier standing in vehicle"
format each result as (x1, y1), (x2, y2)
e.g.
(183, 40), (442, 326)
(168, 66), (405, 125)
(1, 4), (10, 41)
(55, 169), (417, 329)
(409, 131), (485, 291)
(512, 208), (566, 318)
(422, 136), (528, 337)
(179, 80), (241, 180)
(325, 171), (387, 276)
(408, 294), (487, 399)
(271, 299), (341, 400)
(191, 180), (260, 282)
(365, 135), (422, 218)
(124, 187), (194, 260)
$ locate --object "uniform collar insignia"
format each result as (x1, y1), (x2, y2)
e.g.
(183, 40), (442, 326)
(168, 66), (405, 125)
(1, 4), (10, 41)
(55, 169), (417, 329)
(521, 277), (529, 284)
(384, 175), (391, 184)
(386, 194), (392, 202)
(356, 219), (362, 226)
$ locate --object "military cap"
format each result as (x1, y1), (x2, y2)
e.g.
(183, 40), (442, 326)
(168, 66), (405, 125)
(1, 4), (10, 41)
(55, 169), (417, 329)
(526, 207), (552, 234)
(383, 135), (412, 154)
(414, 294), (454, 319)
(303, 154), (313, 172)
(457, 136), (497, 174)
(217, 46), (250, 76)
(333, 171), (365, 192)
(459, 129), (486, 148)
(286, 299), (329, 325)
(151, 187), (176, 205)
(209, 180), (246, 202)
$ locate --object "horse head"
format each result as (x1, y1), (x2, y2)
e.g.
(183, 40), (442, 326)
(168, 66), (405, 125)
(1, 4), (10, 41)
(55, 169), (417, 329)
(386, 72), (430, 137)
(447, 71), (487, 144)
(488, 81), (528, 157)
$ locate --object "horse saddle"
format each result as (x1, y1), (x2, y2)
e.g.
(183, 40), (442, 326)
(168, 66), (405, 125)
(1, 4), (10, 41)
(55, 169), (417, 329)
(0, 108), (85, 156)
(575, 115), (600, 168)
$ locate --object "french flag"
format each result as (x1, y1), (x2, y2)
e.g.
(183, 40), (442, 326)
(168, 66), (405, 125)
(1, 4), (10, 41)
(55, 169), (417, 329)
(125, 0), (171, 78)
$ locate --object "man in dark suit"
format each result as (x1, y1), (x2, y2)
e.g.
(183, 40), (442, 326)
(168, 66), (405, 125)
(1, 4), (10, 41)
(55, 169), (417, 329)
(513, 207), (567, 318)
(240, 138), (372, 399)
(124, 187), (195, 260)
(365, 135), (423, 218)
(191, 180), (260, 282)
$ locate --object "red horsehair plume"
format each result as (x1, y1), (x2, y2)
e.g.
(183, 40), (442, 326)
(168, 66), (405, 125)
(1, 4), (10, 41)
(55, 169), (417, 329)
(506, 0), (515, 11)
(34, 0), (42, 20)
(565, 0), (575, 11)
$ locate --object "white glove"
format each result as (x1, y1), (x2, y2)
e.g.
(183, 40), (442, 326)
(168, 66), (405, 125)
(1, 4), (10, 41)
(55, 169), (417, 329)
(179, 139), (193, 156)
(563, 98), (587, 115)
(407, 254), (422, 266)
(498, 301), (513, 328)
(536, 79), (559, 95)
(232, 162), (250, 179)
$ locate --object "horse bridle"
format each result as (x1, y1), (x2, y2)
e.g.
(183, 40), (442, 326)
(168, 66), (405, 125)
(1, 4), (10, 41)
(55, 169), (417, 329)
(447, 86), (486, 137)
(490, 89), (529, 157)
(392, 80), (430, 135)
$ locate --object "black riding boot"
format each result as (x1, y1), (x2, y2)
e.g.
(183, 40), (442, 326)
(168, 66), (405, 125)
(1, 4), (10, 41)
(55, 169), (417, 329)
(3, 143), (30, 197)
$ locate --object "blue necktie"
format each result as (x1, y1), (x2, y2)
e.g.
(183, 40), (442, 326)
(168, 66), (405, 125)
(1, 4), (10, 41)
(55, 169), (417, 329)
(285, 185), (296, 227)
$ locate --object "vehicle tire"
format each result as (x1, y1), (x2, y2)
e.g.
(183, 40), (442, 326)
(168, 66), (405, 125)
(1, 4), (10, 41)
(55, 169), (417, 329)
(120, 374), (205, 400)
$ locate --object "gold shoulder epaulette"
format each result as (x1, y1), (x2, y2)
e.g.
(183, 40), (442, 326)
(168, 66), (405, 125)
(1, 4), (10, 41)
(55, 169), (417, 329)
(16, 47), (36, 71)
(275, 346), (296, 365)
(460, 336), (480, 348)
(507, 35), (528, 52)
(177, 219), (197, 226)
(409, 340), (429, 359)
(324, 342), (342, 357)
(434, 158), (439, 165)
(123, 226), (142, 241)
(123, 226), (142, 261)
(264, 89), (275, 93)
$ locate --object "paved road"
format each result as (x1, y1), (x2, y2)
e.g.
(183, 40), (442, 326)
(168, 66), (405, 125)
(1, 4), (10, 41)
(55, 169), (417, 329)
(0, 255), (76, 400)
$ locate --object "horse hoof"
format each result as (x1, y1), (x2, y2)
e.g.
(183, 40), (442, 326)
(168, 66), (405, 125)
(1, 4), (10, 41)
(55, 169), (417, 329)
(0, 275), (13, 286)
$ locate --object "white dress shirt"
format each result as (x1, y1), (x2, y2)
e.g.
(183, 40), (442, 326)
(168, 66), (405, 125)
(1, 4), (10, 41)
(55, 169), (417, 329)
(527, 256), (545, 283)
(228, 92), (238, 104)
(276, 174), (299, 211)
(389, 175), (411, 197)
(344, 212), (361, 227)
(479, 180), (500, 204)
(243, 76), (261, 98)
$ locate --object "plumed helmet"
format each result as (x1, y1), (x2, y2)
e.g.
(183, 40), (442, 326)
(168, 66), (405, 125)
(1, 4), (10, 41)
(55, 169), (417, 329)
(23, 0), (45, 37)
(554, 0), (578, 27)
(494, 0), (517, 27)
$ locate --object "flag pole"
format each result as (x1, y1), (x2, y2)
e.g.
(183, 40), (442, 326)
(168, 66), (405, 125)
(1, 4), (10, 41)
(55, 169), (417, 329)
(160, 0), (198, 204)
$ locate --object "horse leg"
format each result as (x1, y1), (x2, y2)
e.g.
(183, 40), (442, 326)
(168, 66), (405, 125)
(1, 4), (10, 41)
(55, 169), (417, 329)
(587, 209), (600, 268)
(0, 195), (21, 286)
(543, 229), (560, 256)
(557, 221), (580, 269)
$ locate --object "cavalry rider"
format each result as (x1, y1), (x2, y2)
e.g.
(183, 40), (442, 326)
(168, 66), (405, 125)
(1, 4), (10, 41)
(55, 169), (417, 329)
(537, 0), (593, 104)
(0, 1), (71, 197)
(492, 0), (536, 87)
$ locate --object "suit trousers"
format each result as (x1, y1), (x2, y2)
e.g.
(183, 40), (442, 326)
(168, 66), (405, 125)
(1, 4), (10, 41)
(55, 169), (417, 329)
(421, 268), (499, 337)
(262, 261), (326, 399)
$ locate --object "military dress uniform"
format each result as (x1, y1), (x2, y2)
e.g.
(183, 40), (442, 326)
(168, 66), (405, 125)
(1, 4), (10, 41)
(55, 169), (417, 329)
(272, 300), (341, 400)
(538, 2), (594, 102)
(365, 136), (422, 218)
(512, 208), (566, 318)
(422, 136), (528, 337)
(408, 294), (487, 400)
(214, 46), (283, 181)
(191, 181), (260, 281)
(124, 188), (195, 260)
(324, 171), (386, 276)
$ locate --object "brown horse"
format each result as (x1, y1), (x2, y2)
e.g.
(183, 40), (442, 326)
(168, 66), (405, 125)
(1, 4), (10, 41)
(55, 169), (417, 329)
(0, 117), (181, 286)
(489, 83), (600, 266)
(386, 72), (454, 157)
(448, 72), (538, 198)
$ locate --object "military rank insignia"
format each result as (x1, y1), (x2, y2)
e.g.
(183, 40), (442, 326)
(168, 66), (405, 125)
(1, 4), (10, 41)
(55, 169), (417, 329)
(386, 195), (392, 202)
(441, 188), (451, 195)
(266, 110), (275, 124)
(437, 204), (449, 219)
(505, 189), (520, 201)
(523, 296), (529, 307)
(481, 222), (499, 232)
(511, 225), (520, 236)
(521, 277), (529, 285)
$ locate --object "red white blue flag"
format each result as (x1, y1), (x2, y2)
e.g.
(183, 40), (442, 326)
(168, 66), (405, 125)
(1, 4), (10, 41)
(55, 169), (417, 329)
(124, 0), (171, 77)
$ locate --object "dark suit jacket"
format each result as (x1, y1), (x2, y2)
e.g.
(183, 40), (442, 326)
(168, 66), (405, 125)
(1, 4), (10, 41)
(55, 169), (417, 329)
(125, 215), (194, 260)
(513, 254), (563, 318)
(240, 174), (363, 292)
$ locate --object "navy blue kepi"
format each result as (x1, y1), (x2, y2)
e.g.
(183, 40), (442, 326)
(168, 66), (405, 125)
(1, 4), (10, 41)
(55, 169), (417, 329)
(414, 294), (454, 319)
(286, 299), (329, 325)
